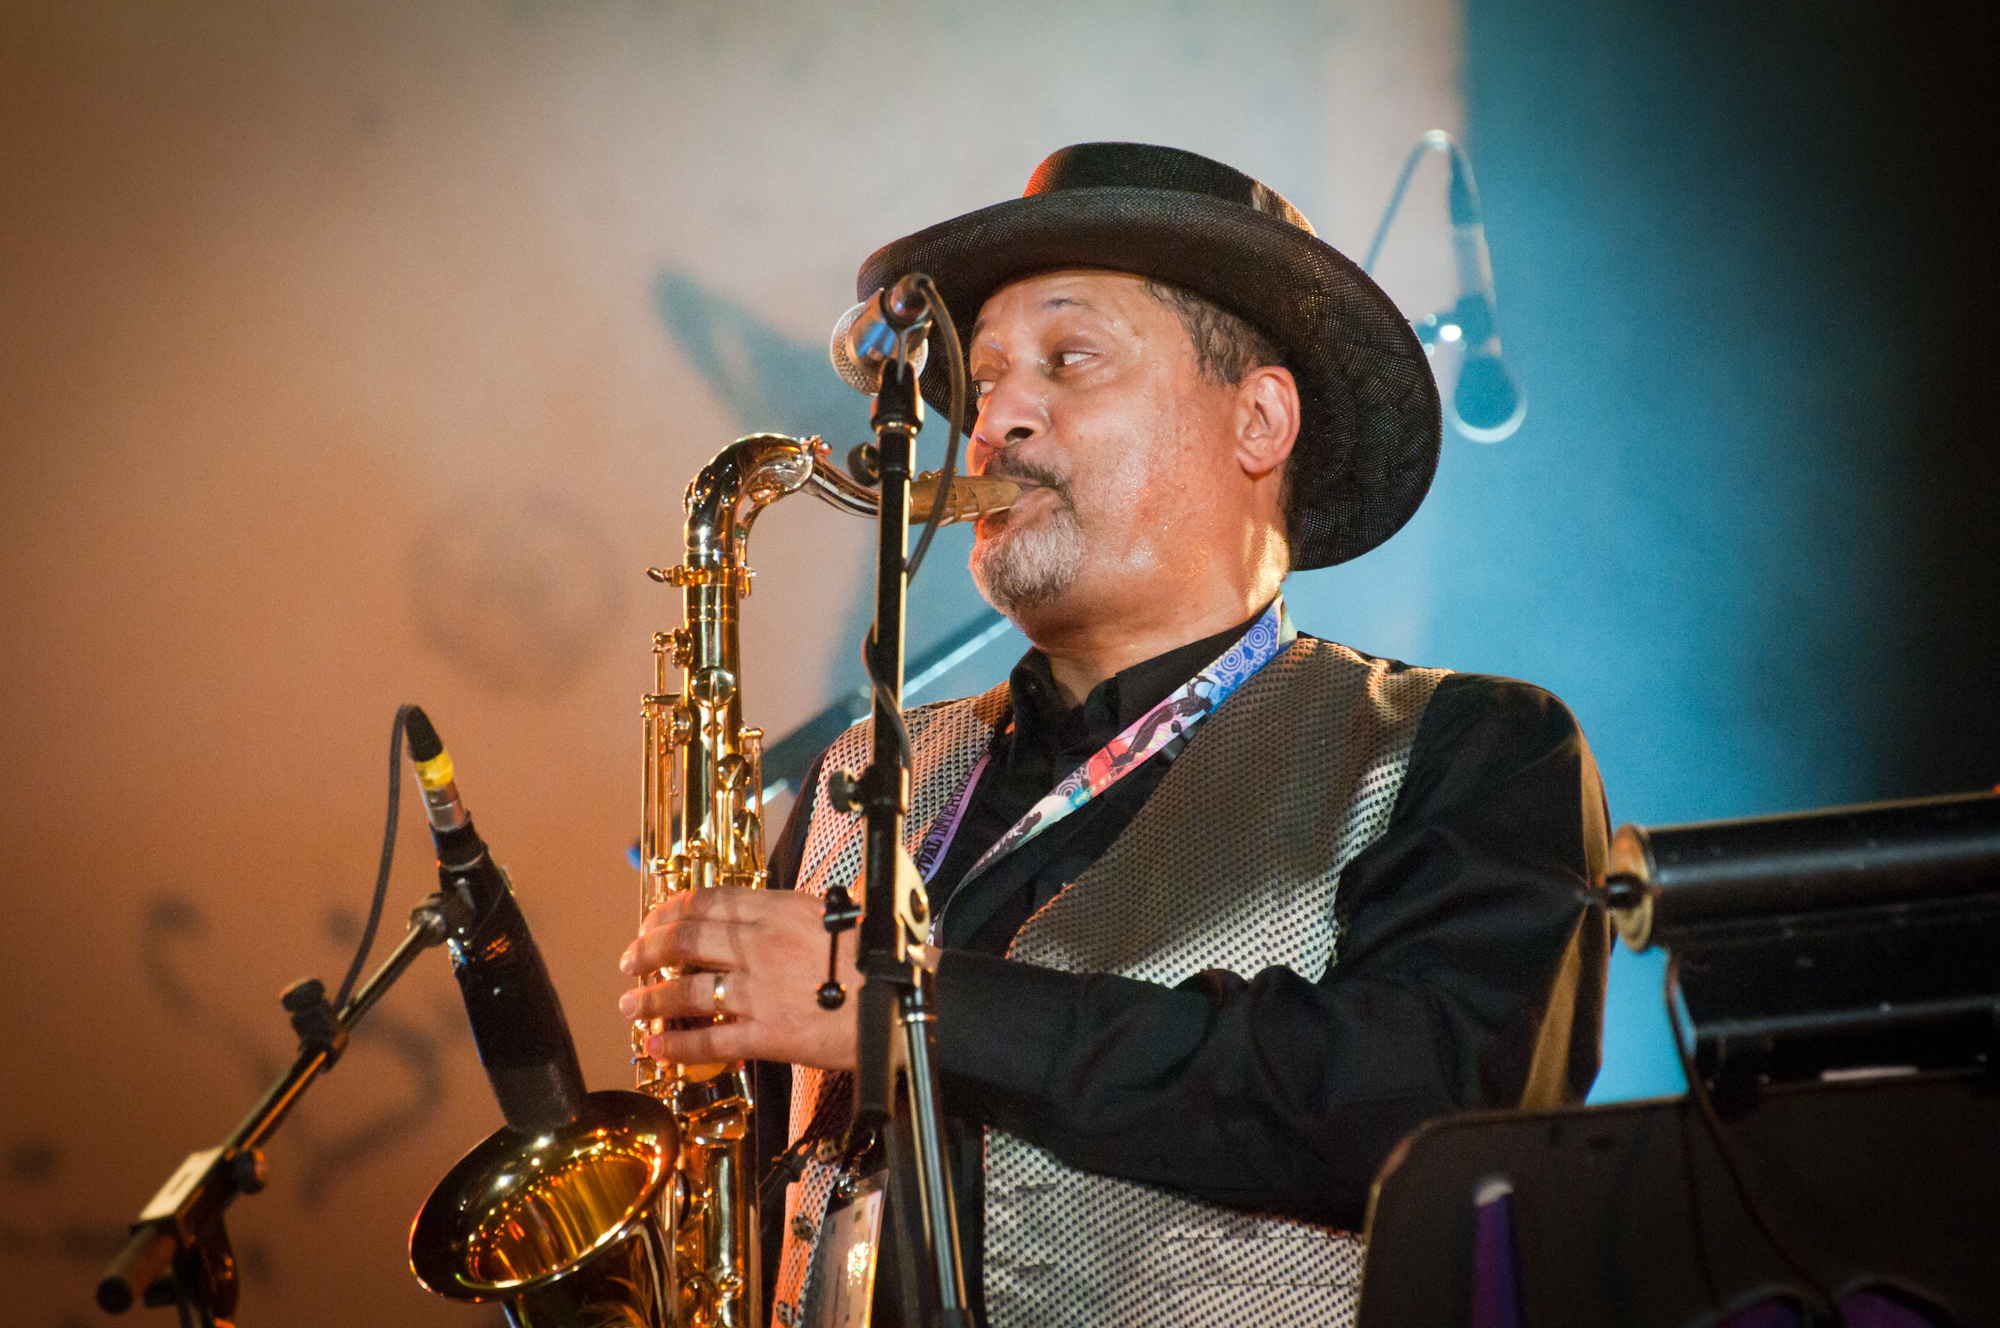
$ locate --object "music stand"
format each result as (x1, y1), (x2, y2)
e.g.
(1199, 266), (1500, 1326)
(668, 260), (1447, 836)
(1355, 1070), (2000, 1327)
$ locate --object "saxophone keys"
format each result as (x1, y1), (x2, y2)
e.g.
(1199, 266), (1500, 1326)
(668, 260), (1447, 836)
(689, 667), (737, 708)
(733, 811), (763, 859)
(647, 564), (746, 589)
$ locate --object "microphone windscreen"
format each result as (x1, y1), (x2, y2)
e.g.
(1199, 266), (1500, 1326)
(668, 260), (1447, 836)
(828, 292), (930, 395)
(828, 298), (878, 394)
(404, 706), (444, 762)
(1452, 350), (1527, 442)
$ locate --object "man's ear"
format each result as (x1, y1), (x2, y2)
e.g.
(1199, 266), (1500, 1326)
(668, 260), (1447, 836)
(1235, 364), (1300, 480)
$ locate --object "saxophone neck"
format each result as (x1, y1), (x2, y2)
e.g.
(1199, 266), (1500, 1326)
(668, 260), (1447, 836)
(682, 433), (822, 566)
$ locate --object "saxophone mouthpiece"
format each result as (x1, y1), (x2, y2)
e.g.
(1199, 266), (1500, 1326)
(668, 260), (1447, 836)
(908, 473), (1022, 525)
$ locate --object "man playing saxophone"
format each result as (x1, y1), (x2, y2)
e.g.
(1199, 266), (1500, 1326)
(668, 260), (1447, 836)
(619, 143), (1608, 1328)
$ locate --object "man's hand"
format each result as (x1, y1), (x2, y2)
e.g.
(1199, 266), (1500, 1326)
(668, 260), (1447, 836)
(619, 887), (860, 1071)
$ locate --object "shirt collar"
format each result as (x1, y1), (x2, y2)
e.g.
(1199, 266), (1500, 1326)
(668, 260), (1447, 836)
(1005, 602), (1272, 762)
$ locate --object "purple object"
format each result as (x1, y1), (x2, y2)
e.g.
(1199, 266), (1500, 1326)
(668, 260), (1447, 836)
(1841, 1290), (1948, 1328)
(1720, 1300), (1799, 1328)
(1471, 1175), (1522, 1328)
(1721, 1289), (1948, 1328)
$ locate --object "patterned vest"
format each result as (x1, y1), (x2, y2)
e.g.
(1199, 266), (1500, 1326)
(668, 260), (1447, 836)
(771, 638), (1447, 1328)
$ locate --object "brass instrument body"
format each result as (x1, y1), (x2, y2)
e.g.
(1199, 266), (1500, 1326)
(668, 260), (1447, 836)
(410, 433), (1015, 1328)
(635, 434), (1016, 1328)
(637, 438), (790, 1328)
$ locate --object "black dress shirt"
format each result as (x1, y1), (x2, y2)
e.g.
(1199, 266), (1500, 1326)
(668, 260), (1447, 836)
(758, 616), (1609, 1325)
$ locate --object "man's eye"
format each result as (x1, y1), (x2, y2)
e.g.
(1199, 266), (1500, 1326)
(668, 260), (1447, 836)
(1055, 350), (1092, 369)
(970, 379), (995, 401)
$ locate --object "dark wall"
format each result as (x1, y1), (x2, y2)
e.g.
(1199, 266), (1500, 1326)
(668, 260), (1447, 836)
(1458, 0), (1999, 816)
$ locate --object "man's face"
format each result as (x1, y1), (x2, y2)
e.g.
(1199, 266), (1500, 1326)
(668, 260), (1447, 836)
(964, 269), (1246, 627)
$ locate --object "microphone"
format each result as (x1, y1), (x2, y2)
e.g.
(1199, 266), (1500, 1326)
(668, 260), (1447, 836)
(829, 273), (932, 393)
(405, 707), (586, 1136)
(1437, 148), (1526, 443)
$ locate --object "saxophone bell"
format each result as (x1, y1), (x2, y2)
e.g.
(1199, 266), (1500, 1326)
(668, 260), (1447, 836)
(410, 1092), (682, 1327)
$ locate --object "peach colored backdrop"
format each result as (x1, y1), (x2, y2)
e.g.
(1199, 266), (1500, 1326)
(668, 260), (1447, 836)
(0, 3), (1462, 1324)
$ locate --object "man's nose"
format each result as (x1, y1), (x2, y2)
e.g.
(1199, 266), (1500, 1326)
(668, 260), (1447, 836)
(969, 372), (1045, 470)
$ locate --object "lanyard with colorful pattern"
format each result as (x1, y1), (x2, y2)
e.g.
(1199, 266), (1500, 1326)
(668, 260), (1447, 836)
(915, 597), (1295, 897)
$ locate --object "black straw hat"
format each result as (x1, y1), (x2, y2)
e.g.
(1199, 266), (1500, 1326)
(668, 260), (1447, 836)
(857, 142), (1442, 570)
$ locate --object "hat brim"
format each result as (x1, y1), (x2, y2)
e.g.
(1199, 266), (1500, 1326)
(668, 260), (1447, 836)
(858, 186), (1441, 570)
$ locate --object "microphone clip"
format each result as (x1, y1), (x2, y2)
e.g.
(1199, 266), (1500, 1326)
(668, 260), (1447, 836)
(280, 978), (347, 1064)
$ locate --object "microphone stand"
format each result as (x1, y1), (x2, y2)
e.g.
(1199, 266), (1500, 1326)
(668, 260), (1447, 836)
(95, 898), (456, 1326)
(849, 356), (973, 1327)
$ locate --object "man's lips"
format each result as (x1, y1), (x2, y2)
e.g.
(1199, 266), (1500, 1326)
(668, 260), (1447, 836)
(991, 468), (1065, 502)
(997, 481), (1055, 512)
(972, 457), (1068, 531)
(975, 482), (1057, 539)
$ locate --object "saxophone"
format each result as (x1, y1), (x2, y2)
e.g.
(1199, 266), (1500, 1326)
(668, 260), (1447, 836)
(407, 433), (1012, 1328)
(638, 433), (1014, 1327)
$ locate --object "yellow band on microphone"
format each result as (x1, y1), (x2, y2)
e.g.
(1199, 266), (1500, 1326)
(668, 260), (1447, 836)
(414, 750), (455, 791)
